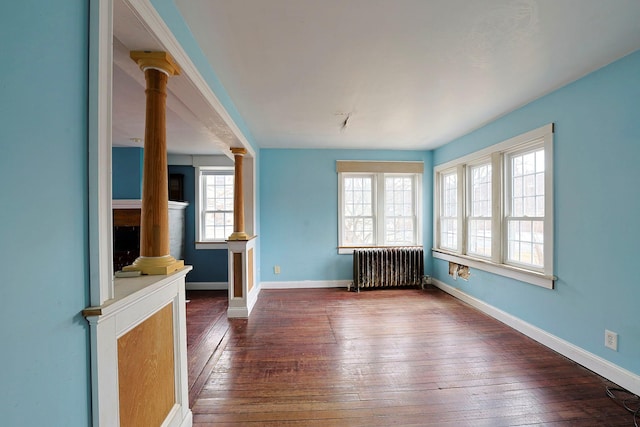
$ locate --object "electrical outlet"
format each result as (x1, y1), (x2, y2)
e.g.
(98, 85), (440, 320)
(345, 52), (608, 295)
(605, 330), (618, 351)
(274, 265), (281, 274)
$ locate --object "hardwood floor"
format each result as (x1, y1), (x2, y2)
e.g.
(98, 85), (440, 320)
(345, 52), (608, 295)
(186, 287), (636, 426)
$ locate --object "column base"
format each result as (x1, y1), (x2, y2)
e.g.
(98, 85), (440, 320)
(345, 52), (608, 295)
(227, 231), (250, 241)
(122, 255), (185, 275)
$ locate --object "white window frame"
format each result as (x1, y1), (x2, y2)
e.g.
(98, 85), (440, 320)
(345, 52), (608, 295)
(438, 166), (463, 252)
(195, 166), (234, 248)
(466, 158), (493, 260)
(433, 124), (554, 289)
(337, 161), (423, 254)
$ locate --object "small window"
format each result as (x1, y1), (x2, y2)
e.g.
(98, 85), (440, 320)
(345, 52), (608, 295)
(337, 161), (423, 253)
(195, 167), (234, 242)
(440, 170), (458, 251)
(467, 162), (492, 258)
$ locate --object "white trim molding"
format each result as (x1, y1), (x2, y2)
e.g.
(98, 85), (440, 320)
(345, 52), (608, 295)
(88, 0), (114, 306)
(261, 280), (351, 290)
(227, 238), (259, 318)
(186, 282), (228, 291)
(84, 268), (193, 427)
(433, 250), (554, 289)
(432, 278), (640, 396)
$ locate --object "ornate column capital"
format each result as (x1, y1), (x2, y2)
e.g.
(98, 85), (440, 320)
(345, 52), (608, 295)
(130, 51), (181, 76)
(230, 147), (247, 156)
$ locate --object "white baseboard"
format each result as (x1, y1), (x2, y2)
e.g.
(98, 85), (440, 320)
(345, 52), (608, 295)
(179, 411), (192, 427)
(260, 280), (351, 289)
(247, 285), (260, 315)
(227, 306), (249, 318)
(432, 278), (640, 396)
(185, 282), (228, 291)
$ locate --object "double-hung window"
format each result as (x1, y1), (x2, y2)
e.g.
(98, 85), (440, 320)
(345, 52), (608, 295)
(467, 161), (493, 258)
(439, 169), (460, 251)
(338, 161), (423, 253)
(433, 124), (554, 288)
(195, 167), (234, 243)
(506, 147), (545, 268)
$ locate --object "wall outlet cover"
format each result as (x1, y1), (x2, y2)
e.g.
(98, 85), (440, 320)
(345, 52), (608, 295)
(605, 330), (618, 351)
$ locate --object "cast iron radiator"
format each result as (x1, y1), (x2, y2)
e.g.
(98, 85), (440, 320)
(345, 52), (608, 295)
(350, 247), (424, 291)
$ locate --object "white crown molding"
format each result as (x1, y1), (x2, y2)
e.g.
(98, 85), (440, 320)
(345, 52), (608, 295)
(432, 278), (640, 396)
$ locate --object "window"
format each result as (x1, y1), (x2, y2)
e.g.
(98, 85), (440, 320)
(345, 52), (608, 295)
(433, 124), (554, 288)
(343, 175), (374, 245)
(467, 161), (492, 258)
(506, 147), (545, 268)
(440, 170), (459, 251)
(337, 161), (423, 253)
(195, 167), (234, 242)
(384, 175), (416, 245)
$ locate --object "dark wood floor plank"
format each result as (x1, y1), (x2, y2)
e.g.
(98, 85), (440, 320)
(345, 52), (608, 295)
(186, 287), (635, 426)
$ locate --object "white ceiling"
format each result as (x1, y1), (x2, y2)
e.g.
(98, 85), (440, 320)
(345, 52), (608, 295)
(170, 0), (640, 151)
(112, 1), (640, 154)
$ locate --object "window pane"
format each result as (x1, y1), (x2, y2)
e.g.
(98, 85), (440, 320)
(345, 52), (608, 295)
(510, 148), (544, 218)
(442, 173), (457, 217)
(507, 219), (543, 268)
(468, 219), (492, 257)
(386, 217), (414, 245)
(344, 216), (374, 245)
(344, 176), (374, 226)
(440, 218), (457, 250)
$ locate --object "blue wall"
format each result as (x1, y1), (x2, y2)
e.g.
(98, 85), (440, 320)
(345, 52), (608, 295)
(0, 1), (91, 425)
(260, 149), (433, 282)
(168, 165), (228, 282)
(112, 147), (143, 199)
(433, 50), (640, 376)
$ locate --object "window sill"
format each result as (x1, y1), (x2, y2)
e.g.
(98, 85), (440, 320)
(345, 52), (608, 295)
(195, 241), (228, 250)
(432, 249), (555, 289)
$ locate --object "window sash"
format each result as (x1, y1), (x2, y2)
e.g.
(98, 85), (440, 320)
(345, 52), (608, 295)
(384, 175), (416, 245)
(439, 168), (461, 251)
(504, 146), (546, 271)
(467, 161), (492, 259)
(197, 168), (234, 242)
(342, 174), (376, 246)
(505, 217), (544, 269)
